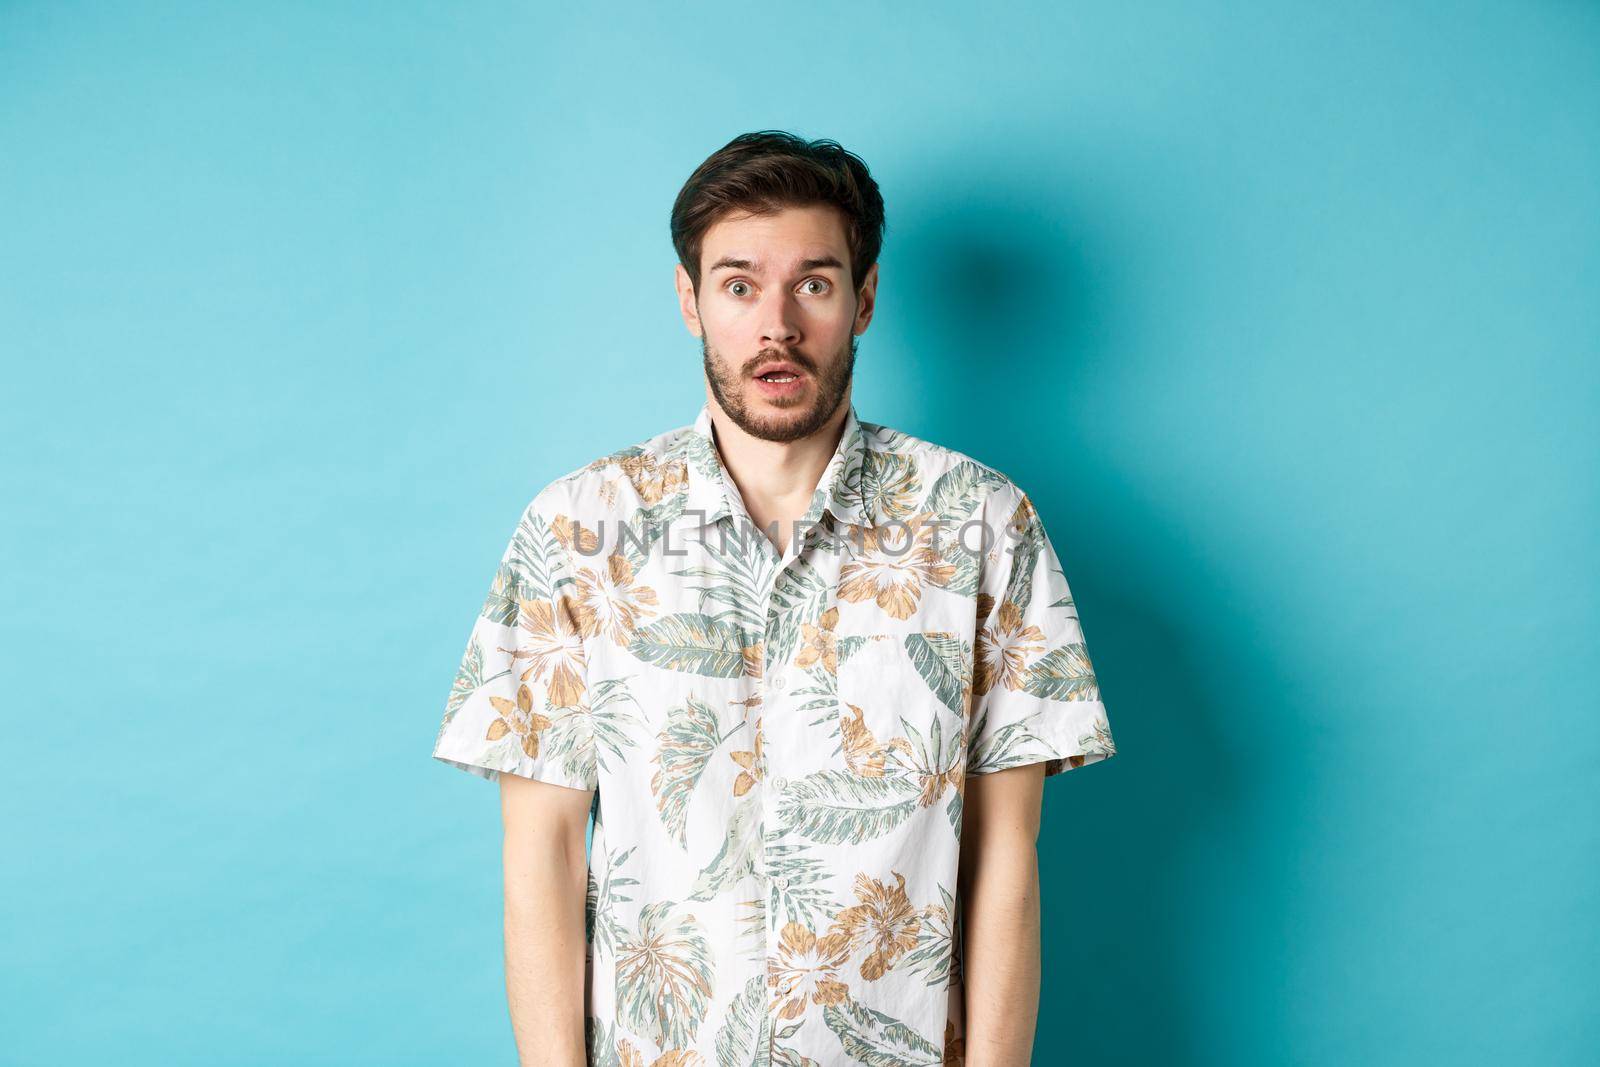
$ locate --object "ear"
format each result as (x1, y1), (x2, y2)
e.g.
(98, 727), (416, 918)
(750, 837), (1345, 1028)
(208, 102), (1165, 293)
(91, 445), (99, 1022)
(675, 263), (704, 338)
(852, 261), (879, 335)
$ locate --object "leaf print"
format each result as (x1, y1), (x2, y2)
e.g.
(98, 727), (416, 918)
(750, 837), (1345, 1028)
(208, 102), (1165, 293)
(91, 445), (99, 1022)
(835, 633), (883, 667)
(677, 426), (724, 486)
(536, 700), (603, 782)
(627, 613), (754, 678)
(765, 842), (836, 931)
(828, 871), (922, 982)
(507, 506), (579, 605)
(902, 632), (971, 719)
(671, 530), (773, 640)
(586, 1015), (623, 1067)
(733, 894), (768, 963)
(713, 974), (773, 1067)
(689, 794), (762, 902)
(767, 557), (834, 670)
(444, 633), (503, 721)
(1045, 561), (1079, 613)
(1020, 642), (1100, 701)
(779, 771), (922, 844)
(966, 716), (1047, 775)
(651, 694), (726, 847)
(767, 920), (852, 1020)
(895, 884), (956, 987)
(858, 450), (921, 521)
(591, 844), (641, 962)
(589, 676), (647, 775)
(616, 901), (716, 1052)
(999, 493), (1044, 613)
(932, 533), (982, 599)
(479, 562), (521, 626)
(922, 460), (1006, 528)
(822, 993), (944, 1066)
(885, 715), (965, 814)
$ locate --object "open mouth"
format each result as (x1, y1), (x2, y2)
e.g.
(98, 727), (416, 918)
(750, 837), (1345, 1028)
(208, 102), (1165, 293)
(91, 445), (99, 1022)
(757, 371), (800, 383)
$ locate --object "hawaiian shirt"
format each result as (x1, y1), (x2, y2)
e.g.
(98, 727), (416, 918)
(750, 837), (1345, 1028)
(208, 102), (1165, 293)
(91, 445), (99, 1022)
(432, 400), (1116, 1066)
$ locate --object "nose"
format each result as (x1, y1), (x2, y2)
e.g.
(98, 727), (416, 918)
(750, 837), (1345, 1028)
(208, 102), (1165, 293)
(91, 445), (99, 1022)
(758, 288), (802, 348)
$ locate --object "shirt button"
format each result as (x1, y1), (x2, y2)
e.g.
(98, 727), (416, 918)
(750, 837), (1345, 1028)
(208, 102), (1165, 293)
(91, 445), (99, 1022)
(770, 674), (787, 691)
(771, 876), (789, 890)
(772, 776), (788, 791)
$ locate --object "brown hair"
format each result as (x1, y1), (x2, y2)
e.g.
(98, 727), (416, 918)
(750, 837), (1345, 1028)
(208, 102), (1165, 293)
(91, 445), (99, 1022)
(670, 130), (886, 297)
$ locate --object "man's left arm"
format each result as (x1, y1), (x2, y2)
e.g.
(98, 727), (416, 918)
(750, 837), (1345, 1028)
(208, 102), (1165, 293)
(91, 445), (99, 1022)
(958, 761), (1046, 1067)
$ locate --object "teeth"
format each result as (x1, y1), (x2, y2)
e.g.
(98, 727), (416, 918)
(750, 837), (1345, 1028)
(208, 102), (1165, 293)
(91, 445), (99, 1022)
(761, 373), (797, 382)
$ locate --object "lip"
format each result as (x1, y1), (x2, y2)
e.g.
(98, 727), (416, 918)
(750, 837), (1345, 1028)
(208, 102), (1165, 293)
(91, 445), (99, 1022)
(752, 361), (804, 379)
(751, 360), (807, 399)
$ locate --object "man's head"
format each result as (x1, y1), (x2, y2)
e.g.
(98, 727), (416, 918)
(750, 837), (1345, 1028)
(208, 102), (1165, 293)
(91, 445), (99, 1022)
(671, 131), (885, 443)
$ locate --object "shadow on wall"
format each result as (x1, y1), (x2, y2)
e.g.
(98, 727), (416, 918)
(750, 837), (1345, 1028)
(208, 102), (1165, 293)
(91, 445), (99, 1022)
(896, 186), (1281, 1064)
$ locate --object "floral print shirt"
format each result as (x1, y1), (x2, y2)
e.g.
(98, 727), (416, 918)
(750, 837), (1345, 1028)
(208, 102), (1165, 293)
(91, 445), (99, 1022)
(432, 401), (1116, 1066)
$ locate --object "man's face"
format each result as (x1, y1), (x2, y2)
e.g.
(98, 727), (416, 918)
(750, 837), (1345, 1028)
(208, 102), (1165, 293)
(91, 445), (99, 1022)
(676, 203), (878, 443)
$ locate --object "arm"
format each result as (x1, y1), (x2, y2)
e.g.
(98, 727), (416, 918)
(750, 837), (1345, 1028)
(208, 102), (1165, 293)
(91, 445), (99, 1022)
(958, 762), (1046, 1066)
(500, 773), (594, 1067)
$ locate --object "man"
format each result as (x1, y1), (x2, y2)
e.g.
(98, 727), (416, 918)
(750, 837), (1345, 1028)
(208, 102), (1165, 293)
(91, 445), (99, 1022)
(432, 130), (1116, 1066)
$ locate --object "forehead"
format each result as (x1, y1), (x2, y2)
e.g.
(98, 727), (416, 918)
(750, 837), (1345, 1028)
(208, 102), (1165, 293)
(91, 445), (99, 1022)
(699, 203), (849, 272)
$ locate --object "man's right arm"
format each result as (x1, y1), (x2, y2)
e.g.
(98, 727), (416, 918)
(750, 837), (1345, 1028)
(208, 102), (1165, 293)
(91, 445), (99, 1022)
(499, 773), (594, 1067)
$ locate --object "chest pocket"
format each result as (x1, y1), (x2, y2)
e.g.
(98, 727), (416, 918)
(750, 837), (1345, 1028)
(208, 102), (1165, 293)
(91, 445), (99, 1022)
(834, 633), (958, 778)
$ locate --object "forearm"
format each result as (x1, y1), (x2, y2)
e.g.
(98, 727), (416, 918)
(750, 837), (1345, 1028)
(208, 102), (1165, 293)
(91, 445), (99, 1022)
(503, 827), (589, 1067)
(960, 835), (1042, 1066)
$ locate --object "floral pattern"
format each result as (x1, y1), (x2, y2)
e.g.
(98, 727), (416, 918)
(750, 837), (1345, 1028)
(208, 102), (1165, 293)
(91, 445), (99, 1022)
(433, 402), (1116, 1064)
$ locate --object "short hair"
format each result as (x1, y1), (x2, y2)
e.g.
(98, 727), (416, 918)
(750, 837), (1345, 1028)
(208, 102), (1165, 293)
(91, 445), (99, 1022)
(670, 130), (886, 297)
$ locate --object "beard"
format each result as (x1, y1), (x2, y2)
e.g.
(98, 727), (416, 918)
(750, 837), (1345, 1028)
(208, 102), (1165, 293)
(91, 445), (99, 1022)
(701, 330), (858, 444)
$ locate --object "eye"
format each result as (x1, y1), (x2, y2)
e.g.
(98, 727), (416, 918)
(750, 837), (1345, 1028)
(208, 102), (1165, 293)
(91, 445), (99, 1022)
(801, 278), (831, 295)
(727, 280), (753, 297)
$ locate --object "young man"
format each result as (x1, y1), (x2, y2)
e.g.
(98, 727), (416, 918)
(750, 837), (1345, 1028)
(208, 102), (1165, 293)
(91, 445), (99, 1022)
(432, 131), (1116, 1067)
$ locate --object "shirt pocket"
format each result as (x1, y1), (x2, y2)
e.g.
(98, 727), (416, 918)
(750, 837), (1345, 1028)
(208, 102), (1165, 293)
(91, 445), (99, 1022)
(834, 633), (963, 779)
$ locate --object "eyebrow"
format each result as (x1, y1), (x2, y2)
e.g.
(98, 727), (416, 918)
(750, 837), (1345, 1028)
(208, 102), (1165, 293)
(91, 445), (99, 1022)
(707, 255), (846, 275)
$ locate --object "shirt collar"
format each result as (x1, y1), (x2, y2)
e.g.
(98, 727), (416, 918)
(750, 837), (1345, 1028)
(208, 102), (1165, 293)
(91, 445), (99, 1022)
(677, 401), (868, 533)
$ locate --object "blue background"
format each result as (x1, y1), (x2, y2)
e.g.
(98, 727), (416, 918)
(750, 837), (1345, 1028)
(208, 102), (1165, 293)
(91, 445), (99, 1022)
(3, 2), (1595, 1064)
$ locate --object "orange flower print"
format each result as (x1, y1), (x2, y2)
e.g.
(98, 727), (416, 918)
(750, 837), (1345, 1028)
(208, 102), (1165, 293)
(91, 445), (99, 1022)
(485, 682), (553, 760)
(836, 514), (957, 620)
(618, 1042), (707, 1067)
(614, 452), (689, 506)
(505, 595), (587, 705)
(829, 871), (922, 981)
(793, 605), (840, 675)
(767, 920), (851, 1019)
(839, 703), (912, 778)
(549, 513), (600, 556)
(570, 552), (660, 645)
(729, 719), (765, 797)
(973, 599), (1044, 697)
(740, 640), (764, 680)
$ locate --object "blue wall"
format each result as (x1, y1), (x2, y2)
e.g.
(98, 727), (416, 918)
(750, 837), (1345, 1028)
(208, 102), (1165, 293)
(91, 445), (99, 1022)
(3, 3), (1595, 1063)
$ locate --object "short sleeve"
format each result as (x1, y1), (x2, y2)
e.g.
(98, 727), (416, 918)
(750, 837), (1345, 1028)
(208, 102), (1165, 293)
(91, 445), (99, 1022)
(966, 483), (1116, 778)
(431, 485), (599, 791)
